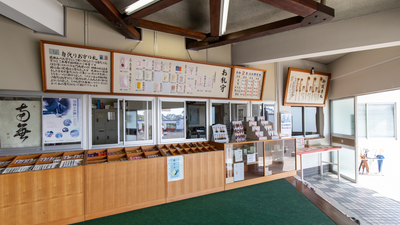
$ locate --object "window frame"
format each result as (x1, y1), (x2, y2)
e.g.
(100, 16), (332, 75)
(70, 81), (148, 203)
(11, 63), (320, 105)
(251, 101), (276, 131)
(291, 106), (322, 138)
(210, 100), (250, 137)
(358, 102), (397, 139)
(89, 95), (155, 149)
(158, 97), (209, 144)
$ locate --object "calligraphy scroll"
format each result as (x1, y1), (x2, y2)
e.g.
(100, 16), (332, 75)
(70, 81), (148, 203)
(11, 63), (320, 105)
(0, 101), (41, 148)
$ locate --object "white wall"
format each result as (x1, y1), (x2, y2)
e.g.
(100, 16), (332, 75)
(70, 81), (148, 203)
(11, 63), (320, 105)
(328, 45), (400, 99)
(231, 8), (400, 65)
(250, 63), (276, 101)
(0, 7), (232, 92)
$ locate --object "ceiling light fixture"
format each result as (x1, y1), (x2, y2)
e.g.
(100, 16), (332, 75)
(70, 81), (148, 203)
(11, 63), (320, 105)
(125, 0), (160, 15)
(219, 0), (230, 36)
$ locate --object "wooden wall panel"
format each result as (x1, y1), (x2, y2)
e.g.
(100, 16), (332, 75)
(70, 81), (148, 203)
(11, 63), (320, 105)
(0, 167), (84, 225)
(85, 161), (134, 214)
(134, 158), (166, 204)
(167, 151), (225, 202)
(85, 158), (166, 216)
(332, 136), (355, 147)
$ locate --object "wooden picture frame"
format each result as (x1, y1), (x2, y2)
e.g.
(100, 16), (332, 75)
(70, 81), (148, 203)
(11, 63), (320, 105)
(283, 67), (331, 107)
(229, 66), (266, 100)
(112, 51), (232, 99)
(41, 40), (113, 94)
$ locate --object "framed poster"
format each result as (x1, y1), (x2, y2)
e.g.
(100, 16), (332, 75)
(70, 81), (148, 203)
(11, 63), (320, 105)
(41, 40), (112, 93)
(284, 67), (331, 106)
(113, 52), (232, 98)
(229, 66), (266, 100)
(42, 98), (81, 144)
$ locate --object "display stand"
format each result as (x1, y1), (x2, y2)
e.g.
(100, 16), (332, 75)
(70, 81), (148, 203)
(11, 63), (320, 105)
(211, 124), (229, 143)
(231, 121), (246, 142)
(245, 120), (268, 140)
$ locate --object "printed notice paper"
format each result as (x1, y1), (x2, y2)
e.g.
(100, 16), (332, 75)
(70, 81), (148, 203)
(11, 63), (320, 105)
(167, 156), (184, 182)
(235, 149), (243, 162)
(234, 163), (244, 181)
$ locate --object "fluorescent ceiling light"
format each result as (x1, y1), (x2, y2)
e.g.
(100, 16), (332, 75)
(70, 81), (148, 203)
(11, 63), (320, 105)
(125, 0), (160, 15)
(220, 0), (230, 36)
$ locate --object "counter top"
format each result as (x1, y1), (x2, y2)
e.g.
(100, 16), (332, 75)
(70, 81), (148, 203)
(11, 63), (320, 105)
(297, 145), (342, 155)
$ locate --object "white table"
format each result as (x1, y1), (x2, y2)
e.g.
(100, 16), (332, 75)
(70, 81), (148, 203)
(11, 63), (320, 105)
(297, 146), (342, 181)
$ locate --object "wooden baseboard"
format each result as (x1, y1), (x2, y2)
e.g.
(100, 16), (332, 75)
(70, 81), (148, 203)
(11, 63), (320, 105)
(166, 187), (224, 203)
(225, 171), (296, 190)
(42, 215), (85, 225)
(84, 199), (166, 221)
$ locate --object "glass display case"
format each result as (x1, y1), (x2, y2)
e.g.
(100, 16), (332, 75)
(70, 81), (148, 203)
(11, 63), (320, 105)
(225, 141), (264, 183)
(264, 139), (296, 175)
(225, 138), (296, 184)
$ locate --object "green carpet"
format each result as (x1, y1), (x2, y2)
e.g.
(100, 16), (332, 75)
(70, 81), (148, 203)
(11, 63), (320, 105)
(75, 179), (335, 225)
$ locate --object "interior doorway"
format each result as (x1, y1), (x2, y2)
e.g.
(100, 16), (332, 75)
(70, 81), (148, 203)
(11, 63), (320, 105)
(355, 90), (400, 202)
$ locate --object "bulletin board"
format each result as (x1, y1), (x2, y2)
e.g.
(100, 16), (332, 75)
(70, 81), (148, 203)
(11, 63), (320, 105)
(41, 41), (112, 93)
(283, 67), (331, 107)
(113, 52), (232, 98)
(229, 66), (265, 100)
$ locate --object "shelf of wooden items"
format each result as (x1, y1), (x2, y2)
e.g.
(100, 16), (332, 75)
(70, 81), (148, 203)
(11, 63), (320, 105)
(0, 141), (224, 224)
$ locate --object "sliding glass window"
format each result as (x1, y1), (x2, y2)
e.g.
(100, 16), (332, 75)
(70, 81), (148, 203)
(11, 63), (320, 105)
(160, 98), (208, 142)
(357, 103), (395, 138)
(291, 106), (321, 137)
(161, 101), (185, 140)
(91, 96), (154, 147)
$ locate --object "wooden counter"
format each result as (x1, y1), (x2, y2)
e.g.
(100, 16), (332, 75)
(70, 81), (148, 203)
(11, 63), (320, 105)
(0, 166), (84, 225)
(84, 157), (166, 220)
(0, 140), (297, 224)
(167, 151), (225, 202)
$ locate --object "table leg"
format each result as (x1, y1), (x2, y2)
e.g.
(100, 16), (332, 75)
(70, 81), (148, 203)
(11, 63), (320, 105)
(337, 149), (340, 180)
(320, 152), (323, 177)
(300, 154), (303, 181)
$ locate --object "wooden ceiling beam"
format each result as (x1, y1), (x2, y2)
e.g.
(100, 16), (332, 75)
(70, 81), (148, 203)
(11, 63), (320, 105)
(186, 16), (303, 51)
(258, 0), (318, 17)
(209, 0), (221, 37)
(87, 0), (141, 40)
(124, 17), (207, 40)
(128, 0), (183, 19)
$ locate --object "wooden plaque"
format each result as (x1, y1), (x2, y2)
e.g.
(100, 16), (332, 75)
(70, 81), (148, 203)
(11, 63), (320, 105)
(229, 66), (266, 100)
(41, 40), (112, 94)
(283, 67), (331, 107)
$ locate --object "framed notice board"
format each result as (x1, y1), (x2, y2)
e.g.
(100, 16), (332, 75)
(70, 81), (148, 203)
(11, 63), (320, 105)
(113, 52), (232, 98)
(229, 66), (265, 100)
(283, 67), (331, 107)
(41, 40), (112, 93)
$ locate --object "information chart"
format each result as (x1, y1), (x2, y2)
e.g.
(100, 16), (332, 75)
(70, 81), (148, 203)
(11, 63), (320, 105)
(113, 52), (232, 98)
(230, 66), (265, 100)
(284, 67), (331, 106)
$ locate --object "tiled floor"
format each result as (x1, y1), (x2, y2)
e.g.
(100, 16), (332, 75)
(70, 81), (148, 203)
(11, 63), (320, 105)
(297, 173), (400, 225)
